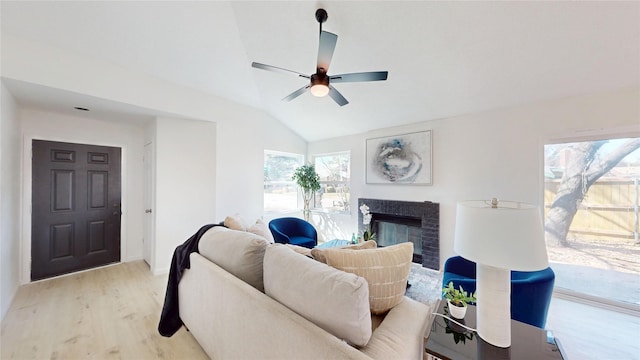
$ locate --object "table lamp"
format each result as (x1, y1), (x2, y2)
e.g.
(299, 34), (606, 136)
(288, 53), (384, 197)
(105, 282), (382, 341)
(454, 198), (549, 348)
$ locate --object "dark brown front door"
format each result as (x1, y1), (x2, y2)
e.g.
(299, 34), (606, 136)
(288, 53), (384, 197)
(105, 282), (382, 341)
(31, 140), (121, 281)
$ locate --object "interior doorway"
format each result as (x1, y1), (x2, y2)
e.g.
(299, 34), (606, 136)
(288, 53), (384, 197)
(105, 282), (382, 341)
(544, 137), (640, 308)
(31, 140), (122, 280)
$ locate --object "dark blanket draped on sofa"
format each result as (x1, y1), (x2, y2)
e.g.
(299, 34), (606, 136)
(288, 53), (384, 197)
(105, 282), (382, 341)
(158, 223), (224, 337)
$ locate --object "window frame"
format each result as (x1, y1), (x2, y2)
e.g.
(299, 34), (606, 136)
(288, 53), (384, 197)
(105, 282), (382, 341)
(541, 128), (640, 313)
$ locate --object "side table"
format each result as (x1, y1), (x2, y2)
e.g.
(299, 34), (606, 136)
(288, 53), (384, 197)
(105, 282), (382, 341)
(425, 300), (565, 360)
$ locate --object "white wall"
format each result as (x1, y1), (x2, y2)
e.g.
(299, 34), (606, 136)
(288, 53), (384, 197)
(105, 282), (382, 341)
(1, 32), (308, 277)
(19, 108), (147, 282)
(215, 108), (307, 223)
(153, 117), (216, 274)
(151, 110), (306, 274)
(1, 82), (21, 322)
(1, 33), (254, 133)
(308, 87), (640, 269)
(11, 105), (304, 279)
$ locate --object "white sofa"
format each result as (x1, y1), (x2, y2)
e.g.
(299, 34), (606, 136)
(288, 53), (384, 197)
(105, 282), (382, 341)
(178, 227), (432, 359)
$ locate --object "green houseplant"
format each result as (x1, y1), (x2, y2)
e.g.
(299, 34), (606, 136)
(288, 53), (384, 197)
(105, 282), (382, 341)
(442, 281), (476, 319)
(291, 164), (321, 221)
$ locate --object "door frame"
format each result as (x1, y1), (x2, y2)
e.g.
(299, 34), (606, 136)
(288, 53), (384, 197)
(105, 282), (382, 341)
(143, 141), (156, 269)
(21, 135), (130, 284)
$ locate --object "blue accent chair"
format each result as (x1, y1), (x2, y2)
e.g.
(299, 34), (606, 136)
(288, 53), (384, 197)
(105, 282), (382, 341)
(442, 256), (555, 328)
(268, 217), (318, 249)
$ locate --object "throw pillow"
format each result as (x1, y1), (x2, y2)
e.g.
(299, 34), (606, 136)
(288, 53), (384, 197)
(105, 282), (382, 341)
(224, 213), (248, 231)
(198, 226), (269, 292)
(311, 240), (377, 264)
(247, 218), (275, 243)
(263, 244), (372, 346)
(321, 242), (413, 314)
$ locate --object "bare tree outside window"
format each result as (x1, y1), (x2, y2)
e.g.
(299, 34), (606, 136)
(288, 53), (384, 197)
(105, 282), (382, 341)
(545, 138), (640, 246)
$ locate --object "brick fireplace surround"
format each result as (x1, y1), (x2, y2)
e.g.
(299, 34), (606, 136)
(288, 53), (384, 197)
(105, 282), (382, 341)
(358, 198), (440, 271)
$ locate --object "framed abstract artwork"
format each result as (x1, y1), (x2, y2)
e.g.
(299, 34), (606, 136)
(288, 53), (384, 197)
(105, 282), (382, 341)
(365, 130), (432, 185)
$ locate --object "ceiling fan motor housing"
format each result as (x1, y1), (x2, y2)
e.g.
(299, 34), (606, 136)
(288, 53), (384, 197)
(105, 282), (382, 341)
(315, 9), (328, 24)
(311, 72), (329, 87)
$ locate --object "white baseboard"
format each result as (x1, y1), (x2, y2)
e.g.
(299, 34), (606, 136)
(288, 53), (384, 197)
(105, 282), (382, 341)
(152, 266), (169, 276)
(553, 289), (640, 317)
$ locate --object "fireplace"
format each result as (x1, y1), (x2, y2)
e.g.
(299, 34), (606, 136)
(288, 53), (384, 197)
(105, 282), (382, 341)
(358, 198), (440, 270)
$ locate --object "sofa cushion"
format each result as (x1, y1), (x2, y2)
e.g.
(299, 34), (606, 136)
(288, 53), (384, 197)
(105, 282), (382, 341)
(224, 213), (249, 231)
(247, 218), (275, 243)
(321, 242), (413, 314)
(198, 227), (269, 292)
(310, 240), (377, 263)
(263, 244), (372, 347)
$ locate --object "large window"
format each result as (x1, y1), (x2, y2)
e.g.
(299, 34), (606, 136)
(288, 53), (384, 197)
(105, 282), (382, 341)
(544, 136), (640, 308)
(314, 152), (350, 213)
(264, 150), (303, 213)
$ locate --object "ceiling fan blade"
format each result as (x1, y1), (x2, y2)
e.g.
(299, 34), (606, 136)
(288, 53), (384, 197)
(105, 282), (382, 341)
(328, 86), (349, 106)
(252, 62), (310, 79)
(317, 31), (338, 72)
(329, 71), (388, 83)
(282, 85), (311, 102)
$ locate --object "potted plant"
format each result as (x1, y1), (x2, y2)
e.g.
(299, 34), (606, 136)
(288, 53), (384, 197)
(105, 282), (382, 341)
(291, 164), (321, 221)
(442, 281), (476, 319)
(358, 203), (376, 242)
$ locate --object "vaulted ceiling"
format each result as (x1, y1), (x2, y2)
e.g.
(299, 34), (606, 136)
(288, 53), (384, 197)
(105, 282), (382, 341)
(2, 1), (639, 141)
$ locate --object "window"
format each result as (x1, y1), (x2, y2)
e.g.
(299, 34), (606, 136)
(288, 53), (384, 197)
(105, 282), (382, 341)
(544, 136), (640, 308)
(313, 152), (350, 212)
(264, 150), (303, 213)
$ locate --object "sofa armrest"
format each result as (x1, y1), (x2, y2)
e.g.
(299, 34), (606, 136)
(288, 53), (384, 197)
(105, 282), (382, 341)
(361, 297), (432, 360)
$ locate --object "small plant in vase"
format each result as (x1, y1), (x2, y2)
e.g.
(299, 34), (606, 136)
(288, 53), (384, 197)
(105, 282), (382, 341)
(442, 281), (476, 319)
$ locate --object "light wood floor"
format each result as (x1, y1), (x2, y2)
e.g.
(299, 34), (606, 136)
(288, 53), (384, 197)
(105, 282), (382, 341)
(2, 261), (639, 360)
(546, 297), (640, 360)
(0, 261), (208, 359)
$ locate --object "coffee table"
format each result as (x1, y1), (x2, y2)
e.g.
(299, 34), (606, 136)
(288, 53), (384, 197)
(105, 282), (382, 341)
(315, 239), (352, 248)
(425, 300), (565, 360)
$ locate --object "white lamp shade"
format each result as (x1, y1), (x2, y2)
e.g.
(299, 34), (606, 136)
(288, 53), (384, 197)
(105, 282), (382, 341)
(454, 200), (549, 271)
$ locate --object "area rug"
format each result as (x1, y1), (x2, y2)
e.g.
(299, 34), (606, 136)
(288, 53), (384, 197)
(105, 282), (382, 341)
(405, 263), (443, 307)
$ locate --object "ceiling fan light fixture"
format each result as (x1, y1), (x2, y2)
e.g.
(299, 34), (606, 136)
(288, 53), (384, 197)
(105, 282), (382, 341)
(310, 84), (329, 97)
(310, 72), (330, 97)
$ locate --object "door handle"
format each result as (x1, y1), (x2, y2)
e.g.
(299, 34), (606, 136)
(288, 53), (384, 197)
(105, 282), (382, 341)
(145, 209), (152, 214)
